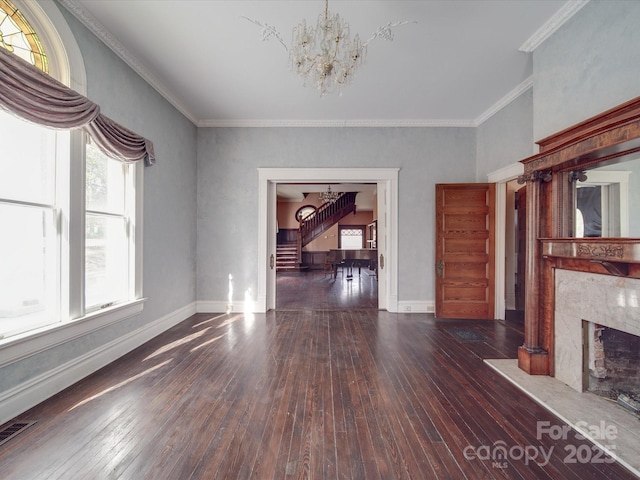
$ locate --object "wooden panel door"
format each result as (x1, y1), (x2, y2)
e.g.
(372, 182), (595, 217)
(435, 184), (495, 319)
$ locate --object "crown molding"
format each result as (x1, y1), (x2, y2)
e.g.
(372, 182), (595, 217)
(198, 83), (541, 127)
(474, 77), (533, 127)
(57, 0), (198, 124)
(197, 118), (477, 128)
(519, 0), (590, 53)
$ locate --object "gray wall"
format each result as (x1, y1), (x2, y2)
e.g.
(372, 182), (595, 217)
(0, 4), (198, 398)
(477, 0), (640, 184)
(532, 0), (640, 236)
(533, 0), (640, 140)
(68, 9), (198, 323)
(196, 127), (476, 305)
(476, 88), (535, 181)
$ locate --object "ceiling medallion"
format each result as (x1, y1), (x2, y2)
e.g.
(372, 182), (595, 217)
(244, 0), (414, 96)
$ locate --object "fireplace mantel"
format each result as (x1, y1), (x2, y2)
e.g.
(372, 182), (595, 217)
(517, 96), (640, 377)
(540, 238), (640, 278)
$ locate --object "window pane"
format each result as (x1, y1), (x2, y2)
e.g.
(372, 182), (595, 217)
(341, 228), (364, 249)
(0, 203), (58, 336)
(85, 214), (129, 309)
(0, 109), (56, 205)
(86, 143), (125, 213)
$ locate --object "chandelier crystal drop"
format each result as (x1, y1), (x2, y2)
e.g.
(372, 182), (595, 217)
(319, 185), (340, 204)
(289, 0), (366, 96)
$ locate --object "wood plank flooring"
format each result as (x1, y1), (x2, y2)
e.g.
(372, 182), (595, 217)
(276, 269), (378, 310)
(0, 310), (637, 479)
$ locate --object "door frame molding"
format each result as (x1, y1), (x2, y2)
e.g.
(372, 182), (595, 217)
(488, 162), (525, 320)
(257, 168), (399, 313)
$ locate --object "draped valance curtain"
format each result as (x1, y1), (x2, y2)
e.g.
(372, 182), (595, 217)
(0, 47), (155, 166)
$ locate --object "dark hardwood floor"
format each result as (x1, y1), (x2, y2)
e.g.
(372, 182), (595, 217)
(1, 306), (636, 479)
(276, 268), (378, 310)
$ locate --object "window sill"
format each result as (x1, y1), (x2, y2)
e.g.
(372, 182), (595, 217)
(0, 298), (146, 368)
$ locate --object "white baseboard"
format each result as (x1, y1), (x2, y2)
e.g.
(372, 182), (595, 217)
(396, 301), (435, 314)
(197, 300), (435, 315)
(0, 302), (196, 425)
(196, 300), (246, 314)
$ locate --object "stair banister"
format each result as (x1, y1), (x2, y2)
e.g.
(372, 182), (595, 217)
(299, 192), (358, 247)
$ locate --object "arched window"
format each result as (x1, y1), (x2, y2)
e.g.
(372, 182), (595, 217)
(0, 0), (48, 72)
(0, 1), (144, 340)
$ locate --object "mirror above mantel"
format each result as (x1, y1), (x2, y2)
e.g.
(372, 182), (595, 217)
(520, 95), (640, 247)
(568, 155), (640, 238)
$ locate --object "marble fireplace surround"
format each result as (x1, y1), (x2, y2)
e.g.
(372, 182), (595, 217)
(555, 269), (640, 392)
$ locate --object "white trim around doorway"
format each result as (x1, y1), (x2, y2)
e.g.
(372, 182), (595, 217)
(257, 168), (399, 313)
(488, 162), (524, 320)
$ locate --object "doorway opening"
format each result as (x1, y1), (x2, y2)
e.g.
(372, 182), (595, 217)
(257, 168), (399, 313)
(275, 183), (378, 310)
(488, 162), (525, 321)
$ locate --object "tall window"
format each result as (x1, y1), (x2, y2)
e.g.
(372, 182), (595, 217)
(0, 108), (60, 337)
(0, 2), (142, 340)
(0, 112), (141, 339)
(85, 143), (136, 311)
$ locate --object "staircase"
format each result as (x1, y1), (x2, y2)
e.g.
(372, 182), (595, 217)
(276, 242), (301, 272)
(276, 192), (358, 272)
(300, 192), (358, 247)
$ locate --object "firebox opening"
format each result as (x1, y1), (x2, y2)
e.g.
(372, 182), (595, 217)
(584, 320), (640, 417)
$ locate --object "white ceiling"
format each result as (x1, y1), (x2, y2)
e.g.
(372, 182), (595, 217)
(60, 0), (587, 128)
(278, 183), (376, 207)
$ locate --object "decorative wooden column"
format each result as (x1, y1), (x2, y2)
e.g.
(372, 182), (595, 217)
(517, 172), (549, 374)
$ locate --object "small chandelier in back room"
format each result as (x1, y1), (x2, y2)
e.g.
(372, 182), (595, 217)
(243, 0), (415, 96)
(319, 185), (341, 204)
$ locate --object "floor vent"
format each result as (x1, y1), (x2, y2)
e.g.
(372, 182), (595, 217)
(447, 328), (489, 343)
(0, 421), (36, 447)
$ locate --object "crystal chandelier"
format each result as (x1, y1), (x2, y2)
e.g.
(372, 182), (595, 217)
(319, 185), (340, 204)
(243, 1), (414, 96)
(289, 0), (365, 96)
